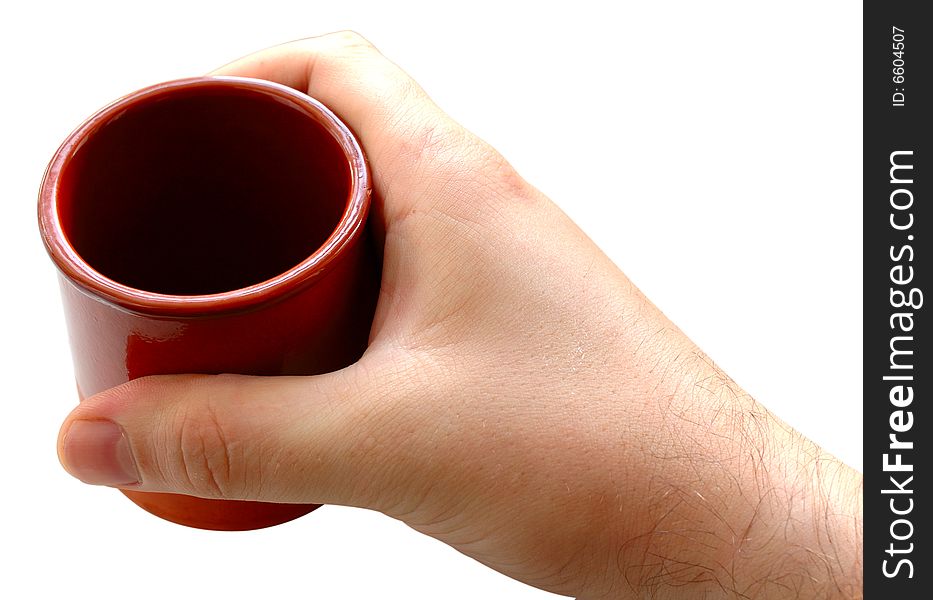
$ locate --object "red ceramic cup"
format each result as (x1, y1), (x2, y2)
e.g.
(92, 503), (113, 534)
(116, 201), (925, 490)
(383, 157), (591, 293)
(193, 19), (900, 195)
(38, 77), (379, 531)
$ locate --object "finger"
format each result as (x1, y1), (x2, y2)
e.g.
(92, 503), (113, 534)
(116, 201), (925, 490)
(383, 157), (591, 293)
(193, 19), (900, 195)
(57, 367), (401, 509)
(211, 30), (427, 134)
(210, 31), (523, 225)
(212, 33), (451, 189)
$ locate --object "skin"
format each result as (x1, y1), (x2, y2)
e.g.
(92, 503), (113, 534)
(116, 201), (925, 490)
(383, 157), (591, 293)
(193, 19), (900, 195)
(58, 32), (863, 600)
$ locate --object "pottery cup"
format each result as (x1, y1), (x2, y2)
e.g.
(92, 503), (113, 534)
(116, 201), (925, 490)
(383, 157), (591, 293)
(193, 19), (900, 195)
(38, 77), (379, 530)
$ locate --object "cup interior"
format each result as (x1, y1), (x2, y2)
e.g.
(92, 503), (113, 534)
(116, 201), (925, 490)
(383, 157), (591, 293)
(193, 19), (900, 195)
(55, 83), (351, 295)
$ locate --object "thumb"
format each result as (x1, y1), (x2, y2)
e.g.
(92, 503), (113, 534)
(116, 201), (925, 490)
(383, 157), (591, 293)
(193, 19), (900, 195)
(57, 368), (394, 508)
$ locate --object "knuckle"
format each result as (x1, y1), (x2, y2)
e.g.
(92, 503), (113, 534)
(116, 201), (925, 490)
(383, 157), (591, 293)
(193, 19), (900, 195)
(468, 138), (531, 199)
(324, 30), (377, 53)
(405, 121), (528, 202)
(169, 403), (240, 499)
(421, 130), (532, 215)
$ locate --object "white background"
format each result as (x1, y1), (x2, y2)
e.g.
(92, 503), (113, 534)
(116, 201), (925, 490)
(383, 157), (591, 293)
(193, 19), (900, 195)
(1, 1), (861, 598)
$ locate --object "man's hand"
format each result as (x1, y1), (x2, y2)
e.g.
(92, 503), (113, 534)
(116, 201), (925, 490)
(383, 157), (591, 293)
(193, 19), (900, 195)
(59, 32), (862, 599)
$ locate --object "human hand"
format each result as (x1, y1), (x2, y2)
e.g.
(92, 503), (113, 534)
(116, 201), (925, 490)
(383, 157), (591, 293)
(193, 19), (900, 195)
(58, 32), (862, 599)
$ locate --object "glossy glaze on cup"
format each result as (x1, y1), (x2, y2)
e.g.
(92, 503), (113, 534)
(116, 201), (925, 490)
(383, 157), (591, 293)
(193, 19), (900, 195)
(39, 77), (379, 531)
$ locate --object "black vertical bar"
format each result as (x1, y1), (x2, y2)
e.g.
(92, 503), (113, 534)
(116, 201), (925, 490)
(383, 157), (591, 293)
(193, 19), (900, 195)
(864, 0), (929, 596)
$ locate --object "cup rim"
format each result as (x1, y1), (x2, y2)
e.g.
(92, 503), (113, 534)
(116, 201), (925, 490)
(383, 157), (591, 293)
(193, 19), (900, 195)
(38, 76), (371, 317)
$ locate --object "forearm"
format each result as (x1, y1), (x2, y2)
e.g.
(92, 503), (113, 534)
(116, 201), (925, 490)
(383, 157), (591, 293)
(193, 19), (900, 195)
(589, 340), (864, 599)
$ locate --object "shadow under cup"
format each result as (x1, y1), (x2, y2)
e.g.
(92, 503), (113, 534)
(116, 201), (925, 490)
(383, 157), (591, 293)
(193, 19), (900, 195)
(39, 77), (379, 531)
